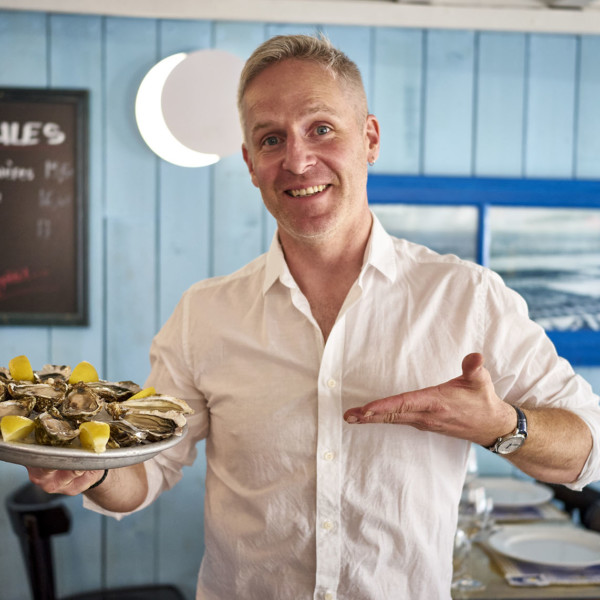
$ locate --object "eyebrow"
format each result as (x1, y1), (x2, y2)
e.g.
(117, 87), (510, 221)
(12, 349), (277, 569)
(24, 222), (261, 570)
(250, 102), (339, 137)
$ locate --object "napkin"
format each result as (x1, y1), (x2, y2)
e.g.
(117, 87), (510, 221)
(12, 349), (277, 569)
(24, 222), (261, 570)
(487, 548), (600, 587)
(492, 502), (569, 523)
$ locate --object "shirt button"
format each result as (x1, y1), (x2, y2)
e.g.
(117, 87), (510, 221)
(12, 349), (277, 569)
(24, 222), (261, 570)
(322, 520), (334, 531)
(327, 378), (336, 388)
(324, 593), (335, 600)
(323, 451), (335, 461)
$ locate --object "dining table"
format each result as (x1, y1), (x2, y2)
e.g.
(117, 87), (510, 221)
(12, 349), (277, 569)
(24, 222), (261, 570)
(451, 477), (600, 600)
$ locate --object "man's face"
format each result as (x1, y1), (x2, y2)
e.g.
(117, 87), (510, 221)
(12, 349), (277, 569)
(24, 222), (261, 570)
(241, 59), (380, 245)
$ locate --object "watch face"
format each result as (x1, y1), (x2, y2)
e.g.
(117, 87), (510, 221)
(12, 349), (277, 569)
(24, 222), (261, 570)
(497, 436), (525, 455)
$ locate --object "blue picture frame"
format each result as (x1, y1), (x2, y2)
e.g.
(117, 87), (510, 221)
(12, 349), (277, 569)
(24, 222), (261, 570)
(367, 174), (600, 366)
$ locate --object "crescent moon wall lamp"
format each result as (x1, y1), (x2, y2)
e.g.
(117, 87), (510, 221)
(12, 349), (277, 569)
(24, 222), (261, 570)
(135, 49), (245, 168)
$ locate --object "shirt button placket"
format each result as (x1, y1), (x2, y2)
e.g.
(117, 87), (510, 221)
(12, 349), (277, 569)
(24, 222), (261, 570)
(315, 321), (344, 598)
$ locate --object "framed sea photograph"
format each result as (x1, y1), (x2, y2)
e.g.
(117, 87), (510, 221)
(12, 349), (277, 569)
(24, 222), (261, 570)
(368, 174), (600, 365)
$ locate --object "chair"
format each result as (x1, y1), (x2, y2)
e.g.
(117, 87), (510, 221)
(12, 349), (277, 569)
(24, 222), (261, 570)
(6, 482), (186, 600)
(542, 482), (600, 532)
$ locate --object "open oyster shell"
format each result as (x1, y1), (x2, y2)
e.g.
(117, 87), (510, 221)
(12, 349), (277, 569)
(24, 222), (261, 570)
(107, 420), (149, 448)
(34, 364), (71, 383)
(7, 380), (68, 413)
(59, 383), (103, 422)
(105, 395), (193, 419)
(34, 412), (80, 447)
(85, 380), (142, 402)
(0, 398), (36, 419)
(118, 410), (186, 442)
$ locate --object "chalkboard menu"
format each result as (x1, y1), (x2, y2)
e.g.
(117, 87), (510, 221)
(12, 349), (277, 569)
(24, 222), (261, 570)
(0, 88), (88, 325)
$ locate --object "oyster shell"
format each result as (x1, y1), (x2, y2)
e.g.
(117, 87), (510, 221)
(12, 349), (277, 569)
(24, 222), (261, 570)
(0, 398), (36, 418)
(107, 420), (148, 448)
(105, 395), (193, 419)
(0, 367), (10, 382)
(34, 364), (71, 383)
(34, 412), (79, 446)
(0, 379), (6, 402)
(119, 410), (186, 442)
(85, 380), (142, 402)
(59, 383), (102, 422)
(7, 380), (68, 413)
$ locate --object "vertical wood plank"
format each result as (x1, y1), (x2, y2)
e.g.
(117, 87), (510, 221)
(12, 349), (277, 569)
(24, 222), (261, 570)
(48, 15), (104, 380)
(103, 15), (160, 589)
(0, 13), (51, 599)
(371, 27), (423, 175)
(104, 16), (158, 384)
(157, 19), (212, 326)
(45, 16), (105, 597)
(212, 21), (267, 276)
(423, 29), (476, 175)
(154, 19), (211, 598)
(576, 36), (600, 179)
(0, 10), (51, 367)
(525, 34), (578, 178)
(474, 32), (526, 177)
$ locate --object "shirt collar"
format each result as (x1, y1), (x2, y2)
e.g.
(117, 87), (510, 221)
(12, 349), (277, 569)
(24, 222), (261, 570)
(262, 211), (397, 295)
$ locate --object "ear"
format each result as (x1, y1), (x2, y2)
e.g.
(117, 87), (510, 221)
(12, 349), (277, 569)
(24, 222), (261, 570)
(365, 114), (380, 164)
(242, 144), (260, 189)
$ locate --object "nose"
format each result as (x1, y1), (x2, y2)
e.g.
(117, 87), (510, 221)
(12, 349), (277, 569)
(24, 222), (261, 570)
(281, 135), (315, 174)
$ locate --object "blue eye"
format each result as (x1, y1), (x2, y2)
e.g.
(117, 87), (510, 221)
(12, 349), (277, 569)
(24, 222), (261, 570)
(316, 125), (330, 135)
(263, 136), (279, 146)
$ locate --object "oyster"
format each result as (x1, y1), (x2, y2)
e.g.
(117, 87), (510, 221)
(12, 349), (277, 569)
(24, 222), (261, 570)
(34, 412), (79, 446)
(85, 380), (142, 402)
(0, 398), (36, 419)
(7, 380), (68, 413)
(34, 364), (71, 383)
(108, 420), (148, 448)
(105, 395), (193, 419)
(0, 379), (6, 402)
(59, 383), (102, 422)
(0, 367), (10, 382)
(119, 410), (186, 442)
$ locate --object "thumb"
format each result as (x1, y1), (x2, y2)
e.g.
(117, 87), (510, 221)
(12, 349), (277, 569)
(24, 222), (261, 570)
(461, 352), (485, 381)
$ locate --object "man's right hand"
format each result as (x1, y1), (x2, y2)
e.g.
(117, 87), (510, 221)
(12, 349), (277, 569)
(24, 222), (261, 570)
(27, 467), (105, 496)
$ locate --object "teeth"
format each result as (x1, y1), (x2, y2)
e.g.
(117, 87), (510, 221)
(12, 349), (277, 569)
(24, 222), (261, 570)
(289, 184), (327, 197)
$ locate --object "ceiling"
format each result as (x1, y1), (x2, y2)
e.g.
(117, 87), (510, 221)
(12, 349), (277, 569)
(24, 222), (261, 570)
(1, 0), (600, 34)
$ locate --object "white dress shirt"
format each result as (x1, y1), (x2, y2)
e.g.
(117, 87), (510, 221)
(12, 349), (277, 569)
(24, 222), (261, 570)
(86, 214), (600, 600)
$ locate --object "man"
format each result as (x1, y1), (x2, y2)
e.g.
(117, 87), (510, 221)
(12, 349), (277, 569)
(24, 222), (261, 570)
(29, 34), (600, 599)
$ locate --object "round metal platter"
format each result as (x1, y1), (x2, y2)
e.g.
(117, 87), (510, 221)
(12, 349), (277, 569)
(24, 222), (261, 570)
(0, 425), (187, 470)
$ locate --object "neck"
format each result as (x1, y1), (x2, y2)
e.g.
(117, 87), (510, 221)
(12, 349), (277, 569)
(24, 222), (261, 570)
(279, 214), (373, 340)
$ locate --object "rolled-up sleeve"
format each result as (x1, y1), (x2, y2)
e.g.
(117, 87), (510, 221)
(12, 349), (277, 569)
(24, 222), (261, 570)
(482, 270), (600, 490)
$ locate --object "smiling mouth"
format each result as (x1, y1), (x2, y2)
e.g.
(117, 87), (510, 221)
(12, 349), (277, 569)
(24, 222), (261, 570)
(286, 184), (329, 198)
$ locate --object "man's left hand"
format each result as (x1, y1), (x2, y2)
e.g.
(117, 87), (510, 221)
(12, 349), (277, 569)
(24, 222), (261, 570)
(343, 352), (515, 446)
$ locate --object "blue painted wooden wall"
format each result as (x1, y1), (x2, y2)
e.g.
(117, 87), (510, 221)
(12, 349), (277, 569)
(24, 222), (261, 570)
(1, 10), (599, 599)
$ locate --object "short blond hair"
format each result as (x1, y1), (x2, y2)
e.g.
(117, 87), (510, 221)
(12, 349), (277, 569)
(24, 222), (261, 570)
(238, 33), (368, 117)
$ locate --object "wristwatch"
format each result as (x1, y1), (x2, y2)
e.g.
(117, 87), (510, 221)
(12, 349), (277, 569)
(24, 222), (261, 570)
(487, 405), (527, 455)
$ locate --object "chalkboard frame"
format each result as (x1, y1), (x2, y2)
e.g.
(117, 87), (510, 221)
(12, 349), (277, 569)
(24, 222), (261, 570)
(0, 87), (88, 326)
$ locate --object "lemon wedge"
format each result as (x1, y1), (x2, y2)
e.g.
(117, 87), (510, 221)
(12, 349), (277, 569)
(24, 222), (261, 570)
(79, 421), (110, 453)
(127, 386), (156, 401)
(8, 355), (35, 382)
(1, 415), (35, 442)
(69, 361), (99, 384)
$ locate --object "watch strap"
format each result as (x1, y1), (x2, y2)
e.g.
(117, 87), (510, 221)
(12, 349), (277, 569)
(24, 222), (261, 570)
(487, 405), (527, 453)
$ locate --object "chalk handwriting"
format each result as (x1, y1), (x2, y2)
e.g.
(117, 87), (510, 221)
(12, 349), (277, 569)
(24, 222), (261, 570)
(44, 160), (73, 183)
(36, 217), (52, 240)
(0, 121), (66, 146)
(0, 158), (35, 181)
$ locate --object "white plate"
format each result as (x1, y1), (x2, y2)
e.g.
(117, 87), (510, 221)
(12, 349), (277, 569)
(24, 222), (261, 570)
(488, 524), (600, 568)
(0, 425), (187, 470)
(474, 477), (554, 508)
